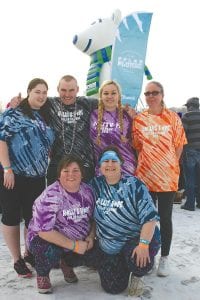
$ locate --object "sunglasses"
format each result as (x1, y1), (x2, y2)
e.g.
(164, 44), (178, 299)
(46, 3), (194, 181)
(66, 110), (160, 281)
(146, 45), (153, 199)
(144, 91), (161, 97)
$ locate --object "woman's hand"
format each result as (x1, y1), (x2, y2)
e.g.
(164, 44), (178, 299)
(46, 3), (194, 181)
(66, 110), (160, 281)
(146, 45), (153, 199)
(131, 245), (150, 268)
(74, 240), (89, 255)
(3, 171), (15, 189)
(85, 236), (94, 251)
(124, 104), (137, 119)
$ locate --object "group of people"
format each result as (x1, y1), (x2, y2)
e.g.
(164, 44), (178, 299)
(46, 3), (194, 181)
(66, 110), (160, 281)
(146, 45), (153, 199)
(0, 76), (187, 297)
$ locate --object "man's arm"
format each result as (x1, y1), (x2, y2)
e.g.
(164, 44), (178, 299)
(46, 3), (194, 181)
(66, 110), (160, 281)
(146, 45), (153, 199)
(7, 93), (22, 109)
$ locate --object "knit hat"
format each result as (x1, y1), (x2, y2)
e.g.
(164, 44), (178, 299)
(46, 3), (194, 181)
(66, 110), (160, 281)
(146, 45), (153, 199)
(184, 97), (199, 108)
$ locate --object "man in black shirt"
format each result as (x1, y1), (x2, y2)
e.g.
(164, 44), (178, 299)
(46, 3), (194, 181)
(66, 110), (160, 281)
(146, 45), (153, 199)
(181, 97), (200, 211)
(47, 75), (98, 184)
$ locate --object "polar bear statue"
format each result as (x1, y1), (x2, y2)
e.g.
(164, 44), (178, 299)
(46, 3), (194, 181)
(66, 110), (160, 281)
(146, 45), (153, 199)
(73, 9), (152, 96)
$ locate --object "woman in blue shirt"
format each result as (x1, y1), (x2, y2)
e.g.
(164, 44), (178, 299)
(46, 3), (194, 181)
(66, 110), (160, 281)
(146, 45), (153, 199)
(0, 78), (55, 278)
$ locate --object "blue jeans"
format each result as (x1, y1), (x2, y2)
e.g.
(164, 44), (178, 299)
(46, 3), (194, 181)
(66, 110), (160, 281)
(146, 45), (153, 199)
(182, 148), (200, 209)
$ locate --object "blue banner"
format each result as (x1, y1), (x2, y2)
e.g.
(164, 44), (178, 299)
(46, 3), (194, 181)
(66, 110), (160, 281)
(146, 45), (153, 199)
(111, 12), (153, 107)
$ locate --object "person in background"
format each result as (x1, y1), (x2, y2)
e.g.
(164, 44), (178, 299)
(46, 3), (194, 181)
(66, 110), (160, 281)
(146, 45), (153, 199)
(0, 78), (55, 278)
(61, 146), (160, 297)
(133, 81), (187, 277)
(90, 80), (137, 176)
(181, 97), (200, 211)
(27, 154), (95, 294)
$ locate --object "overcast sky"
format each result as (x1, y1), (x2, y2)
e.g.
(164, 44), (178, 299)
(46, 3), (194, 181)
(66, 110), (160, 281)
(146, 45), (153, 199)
(0, 0), (199, 109)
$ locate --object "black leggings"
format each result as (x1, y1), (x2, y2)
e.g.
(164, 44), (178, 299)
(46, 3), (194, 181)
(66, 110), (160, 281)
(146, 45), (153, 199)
(150, 191), (175, 256)
(30, 227), (160, 294)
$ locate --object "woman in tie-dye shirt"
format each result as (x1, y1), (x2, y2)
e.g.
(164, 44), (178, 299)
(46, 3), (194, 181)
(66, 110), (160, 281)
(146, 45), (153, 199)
(0, 78), (54, 278)
(27, 155), (95, 294)
(90, 80), (137, 176)
(133, 81), (187, 277)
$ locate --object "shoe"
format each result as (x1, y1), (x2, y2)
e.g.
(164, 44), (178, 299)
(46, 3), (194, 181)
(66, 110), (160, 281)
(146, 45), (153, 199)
(24, 251), (35, 268)
(128, 273), (144, 297)
(196, 204), (200, 209)
(37, 276), (52, 294)
(181, 205), (195, 211)
(60, 259), (78, 283)
(14, 257), (32, 278)
(157, 256), (169, 277)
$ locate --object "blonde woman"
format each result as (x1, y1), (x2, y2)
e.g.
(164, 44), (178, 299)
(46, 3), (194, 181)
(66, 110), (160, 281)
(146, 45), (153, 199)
(90, 80), (137, 176)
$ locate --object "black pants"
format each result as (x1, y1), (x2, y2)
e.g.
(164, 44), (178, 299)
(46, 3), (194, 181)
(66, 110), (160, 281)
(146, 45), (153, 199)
(30, 228), (160, 295)
(150, 191), (175, 256)
(0, 173), (45, 227)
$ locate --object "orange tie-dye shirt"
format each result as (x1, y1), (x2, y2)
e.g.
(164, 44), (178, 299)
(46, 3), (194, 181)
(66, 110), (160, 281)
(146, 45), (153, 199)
(133, 108), (187, 192)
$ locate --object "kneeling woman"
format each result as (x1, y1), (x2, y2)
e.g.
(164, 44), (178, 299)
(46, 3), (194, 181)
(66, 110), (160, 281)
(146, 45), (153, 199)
(64, 146), (161, 297)
(27, 155), (95, 294)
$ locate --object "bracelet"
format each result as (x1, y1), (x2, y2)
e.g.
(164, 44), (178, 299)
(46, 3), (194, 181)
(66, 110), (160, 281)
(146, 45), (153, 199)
(71, 240), (76, 251)
(74, 241), (79, 253)
(4, 168), (13, 174)
(3, 166), (11, 170)
(139, 242), (149, 248)
(139, 238), (150, 245)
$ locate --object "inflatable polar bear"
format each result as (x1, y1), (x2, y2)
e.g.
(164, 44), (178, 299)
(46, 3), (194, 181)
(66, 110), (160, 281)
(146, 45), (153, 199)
(73, 9), (152, 96)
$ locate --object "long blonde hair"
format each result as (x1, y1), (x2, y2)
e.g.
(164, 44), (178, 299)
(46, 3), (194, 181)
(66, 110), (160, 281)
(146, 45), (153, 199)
(96, 80), (125, 145)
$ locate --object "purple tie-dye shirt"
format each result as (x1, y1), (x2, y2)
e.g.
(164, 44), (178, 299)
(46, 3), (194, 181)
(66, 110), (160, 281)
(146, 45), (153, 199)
(90, 109), (137, 175)
(27, 181), (95, 250)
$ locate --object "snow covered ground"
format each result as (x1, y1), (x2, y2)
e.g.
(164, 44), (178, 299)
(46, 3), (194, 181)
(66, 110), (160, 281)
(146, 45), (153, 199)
(0, 204), (200, 300)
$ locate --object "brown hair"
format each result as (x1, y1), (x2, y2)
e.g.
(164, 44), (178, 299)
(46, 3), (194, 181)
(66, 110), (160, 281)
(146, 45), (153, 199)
(57, 154), (85, 179)
(26, 78), (48, 94)
(19, 78), (50, 124)
(96, 80), (125, 145)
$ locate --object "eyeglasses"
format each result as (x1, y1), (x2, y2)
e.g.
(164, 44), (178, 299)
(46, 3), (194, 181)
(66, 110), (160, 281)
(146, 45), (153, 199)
(144, 91), (161, 97)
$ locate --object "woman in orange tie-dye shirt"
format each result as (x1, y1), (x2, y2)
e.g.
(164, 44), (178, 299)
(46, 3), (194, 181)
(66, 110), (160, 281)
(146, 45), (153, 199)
(133, 81), (187, 277)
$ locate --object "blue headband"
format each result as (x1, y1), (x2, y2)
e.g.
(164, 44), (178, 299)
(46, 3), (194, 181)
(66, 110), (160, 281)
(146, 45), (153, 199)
(99, 151), (121, 165)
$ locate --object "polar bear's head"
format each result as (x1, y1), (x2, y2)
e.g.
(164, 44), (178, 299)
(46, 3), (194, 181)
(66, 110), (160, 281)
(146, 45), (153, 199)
(73, 9), (121, 55)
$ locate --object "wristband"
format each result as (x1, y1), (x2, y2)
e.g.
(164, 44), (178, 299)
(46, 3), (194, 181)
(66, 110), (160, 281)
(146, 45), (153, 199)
(139, 238), (150, 245)
(3, 166), (11, 170)
(4, 168), (13, 174)
(71, 240), (76, 251)
(74, 241), (79, 253)
(139, 242), (149, 248)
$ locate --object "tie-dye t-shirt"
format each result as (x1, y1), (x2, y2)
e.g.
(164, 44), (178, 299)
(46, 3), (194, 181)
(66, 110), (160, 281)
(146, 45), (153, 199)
(27, 181), (95, 249)
(90, 109), (136, 175)
(48, 97), (97, 172)
(133, 108), (187, 192)
(90, 174), (159, 254)
(0, 108), (54, 177)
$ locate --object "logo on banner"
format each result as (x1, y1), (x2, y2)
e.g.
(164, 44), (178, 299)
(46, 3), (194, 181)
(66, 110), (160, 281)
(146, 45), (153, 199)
(117, 51), (144, 72)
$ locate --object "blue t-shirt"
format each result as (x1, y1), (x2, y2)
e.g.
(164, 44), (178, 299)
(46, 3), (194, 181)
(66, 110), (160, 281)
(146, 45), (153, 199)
(0, 108), (55, 177)
(90, 174), (159, 254)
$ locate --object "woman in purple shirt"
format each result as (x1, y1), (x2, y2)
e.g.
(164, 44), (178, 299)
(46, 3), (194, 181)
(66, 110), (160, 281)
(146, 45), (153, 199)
(90, 80), (137, 176)
(27, 154), (95, 294)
